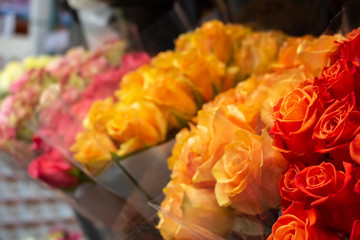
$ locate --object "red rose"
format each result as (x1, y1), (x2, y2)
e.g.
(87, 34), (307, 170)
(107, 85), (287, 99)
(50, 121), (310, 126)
(268, 202), (341, 240)
(271, 85), (324, 164)
(29, 149), (78, 188)
(350, 134), (360, 166)
(295, 162), (345, 206)
(297, 163), (360, 235)
(330, 28), (360, 64)
(313, 92), (360, 164)
(279, 163), (305, 208)
(350, 220), (360, 240)
(314, 59), (357, 102)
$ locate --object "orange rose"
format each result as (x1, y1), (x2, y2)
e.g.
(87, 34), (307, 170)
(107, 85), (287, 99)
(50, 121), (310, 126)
(271, 84), (324, 163)
(268, 202), (342, 240)
(260, 68), (310, 128)
(212, 129), (286, 214)
(158, 183), (234, 240)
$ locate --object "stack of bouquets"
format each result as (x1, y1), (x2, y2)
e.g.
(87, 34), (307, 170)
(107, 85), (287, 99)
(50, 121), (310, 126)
(157, 28), (346, 239)
(70, 20), (288, 180)
(29, 51), (150, 189)
(0, 40), (126, 163)
(66, 21), (294, 228)
(0, 40), (155, 227)
(0, 55), (55, 99)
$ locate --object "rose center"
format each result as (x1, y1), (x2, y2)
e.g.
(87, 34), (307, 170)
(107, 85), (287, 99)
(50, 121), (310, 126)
(307, 170), (326, 187)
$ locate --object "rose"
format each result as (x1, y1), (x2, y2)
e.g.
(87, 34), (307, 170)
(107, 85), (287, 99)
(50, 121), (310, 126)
(83, 98), (114, 133)
(176, 49), (225, 101)
(158, 183), (234, 240)
(312, 164), (360, 235)
(268, 202), (342, 240)
(314, 59), (357, 102)
(279, 163), (305, 208)
(233, 31), (285, 78)
(294, 162), (345, 206)
(28, 149), (78, 188)
(287, 162), (360, 235)
(330, 28), (360, 64)
(212, 129), (286, 214)
(350, 134), (360, 165)
(313, 92), (360, 164)
(71, 130), (117, 175)
(350, 220), (360, 240)
(142, 68), (198, 124)
(277, 35), (342, 75)
(260, 68), (310, 128)
(271, 84), (323, 163)
(82, 52), (150, 100)
(106, 101), (167, 153)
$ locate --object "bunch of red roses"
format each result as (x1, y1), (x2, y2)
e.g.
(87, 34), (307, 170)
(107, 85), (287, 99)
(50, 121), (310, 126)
(269, 29), (360, 239)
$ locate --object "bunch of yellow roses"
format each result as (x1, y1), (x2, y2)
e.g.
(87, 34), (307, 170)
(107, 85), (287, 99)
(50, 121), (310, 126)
(71, 20), (287, 174)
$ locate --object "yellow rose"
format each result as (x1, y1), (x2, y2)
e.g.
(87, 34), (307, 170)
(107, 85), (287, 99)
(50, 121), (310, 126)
(150, 51), (176, 70)
(193, 20), (232, 63)
(116, 67), (146, 104)
(175, 32), (195, 52)
(24, 55), (56, 70)
(212, 130), (286, 214)
(71, 130), (117, 175)
(158, 182), (234, 240)
(142, 68), (198, 124)
(296, 34), (343, 75)
(175, 49), (225, 101)
(274, 35), (314, 70)
(116, 137), (145, 157)
(167, 128), (192, 170)
(106, 101), (167, 147)
(233, 31), (286, 78)
(83, 97), (114, 132)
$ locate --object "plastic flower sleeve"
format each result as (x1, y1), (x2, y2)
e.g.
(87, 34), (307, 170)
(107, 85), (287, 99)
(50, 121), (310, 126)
(155, 29), (345, 240)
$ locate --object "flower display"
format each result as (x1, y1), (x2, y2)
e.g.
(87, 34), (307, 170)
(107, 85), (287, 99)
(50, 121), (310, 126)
(0, 40), (126, 152)
(158, 25), (342, 239)
(30, 52), (150, 185)
(0, 55), (56, 97)
(269, 28), (360, 239)
(71, 20), (288, 174)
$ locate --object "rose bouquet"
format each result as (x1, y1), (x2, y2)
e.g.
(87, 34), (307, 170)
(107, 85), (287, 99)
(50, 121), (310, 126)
(71, 20), (288, 176)
(0, 55), (56, 99)
(0, 40), (126, 164)
(157, 30), (343, 239)
(269, 28), (360, 240)
(30, 52), (150, 189)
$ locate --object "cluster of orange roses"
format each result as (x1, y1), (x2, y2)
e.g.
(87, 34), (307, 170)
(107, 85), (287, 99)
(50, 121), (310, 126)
(269, 29), (360, 240)
(70, 21), (288, 174)
(157, 29), (342, 239)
